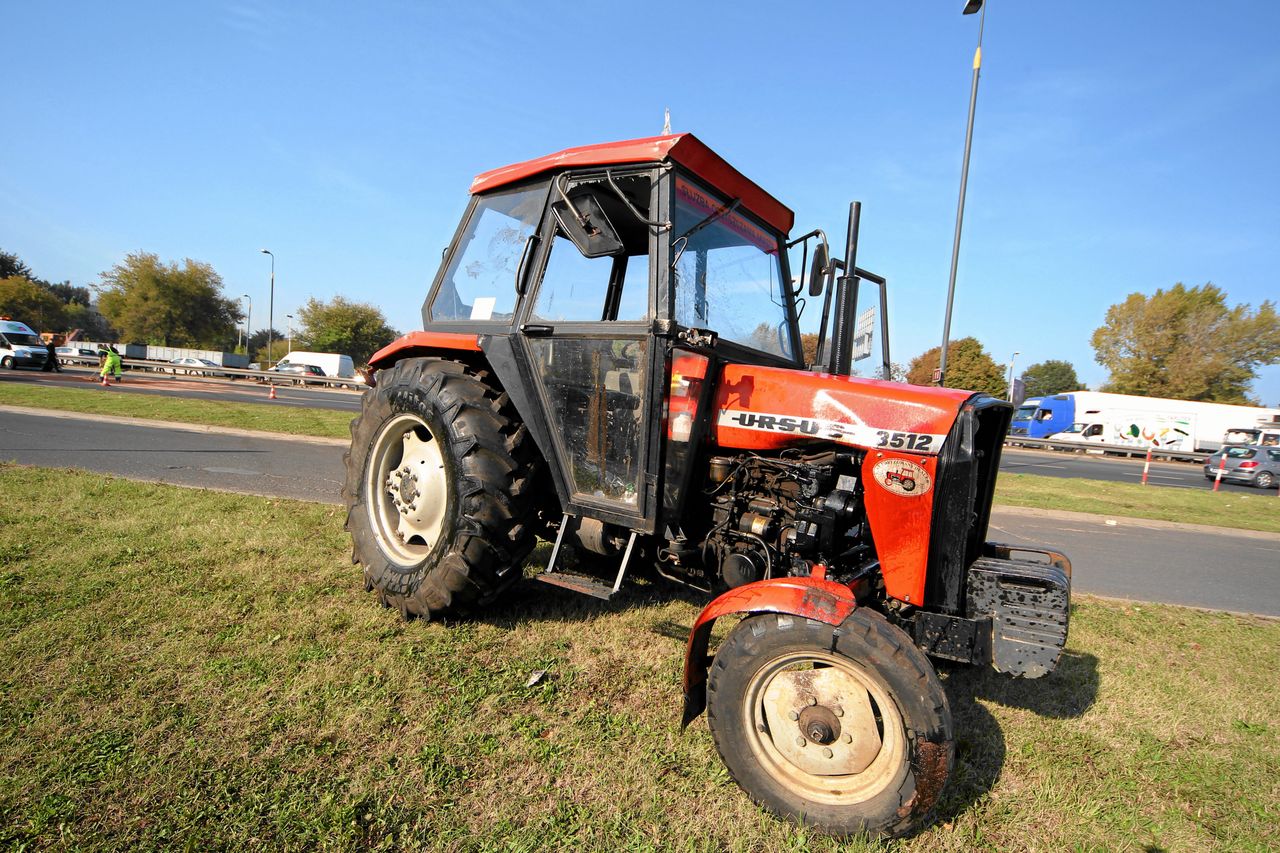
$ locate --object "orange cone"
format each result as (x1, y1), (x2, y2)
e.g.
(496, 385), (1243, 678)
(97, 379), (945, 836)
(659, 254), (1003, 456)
(269, 384), (277, 400)
(100, 375), (109, 387)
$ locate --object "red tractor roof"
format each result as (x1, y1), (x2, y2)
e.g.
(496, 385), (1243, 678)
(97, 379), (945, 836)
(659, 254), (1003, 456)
(470, 133), (795, 235)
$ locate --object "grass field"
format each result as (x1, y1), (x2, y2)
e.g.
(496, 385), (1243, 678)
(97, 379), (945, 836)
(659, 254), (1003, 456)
(993, 473), (1280, 534)
(2, 464), (1277, 851)
(0, 381), (353, 439)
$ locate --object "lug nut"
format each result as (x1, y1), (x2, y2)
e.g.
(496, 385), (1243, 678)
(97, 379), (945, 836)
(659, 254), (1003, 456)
(843, 734), (853, 744)
(787, 710), (799, 721)
(822, 747), (833, 759)
(807, 696), (817, 706)
(834, 706), (844, 717)
(795, 736), (806, 748)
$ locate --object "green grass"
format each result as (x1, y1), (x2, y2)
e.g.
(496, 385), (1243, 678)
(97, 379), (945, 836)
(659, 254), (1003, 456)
(0, 381), (353, 439)
(995, 472), (1280, 534)
(2, 464), (1277, 851)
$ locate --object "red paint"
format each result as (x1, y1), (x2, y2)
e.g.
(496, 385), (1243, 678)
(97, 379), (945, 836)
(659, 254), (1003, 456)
(860, 451), (938, 604)
(681, 576), (859, 725)
(470, 133), (795, 236)
(368, 331), (482, 371)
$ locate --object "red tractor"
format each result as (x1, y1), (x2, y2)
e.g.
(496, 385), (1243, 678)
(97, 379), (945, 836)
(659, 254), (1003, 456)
(344, 134), (1071, 838)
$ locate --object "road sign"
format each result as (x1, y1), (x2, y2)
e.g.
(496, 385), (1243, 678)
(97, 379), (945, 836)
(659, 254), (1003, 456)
(852, 306), (875, 361)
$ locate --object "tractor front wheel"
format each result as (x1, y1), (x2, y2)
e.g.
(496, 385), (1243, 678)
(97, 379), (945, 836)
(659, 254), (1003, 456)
(706, 610), (953, 839)
(344, 357), (541, 618)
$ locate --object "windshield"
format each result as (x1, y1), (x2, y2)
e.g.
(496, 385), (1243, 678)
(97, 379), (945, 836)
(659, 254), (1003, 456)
(671, 176), (794, 359)
(1061, 422), (1087, 434)
(1, 333), (43, 347)
(1013, 405), (1037, 422)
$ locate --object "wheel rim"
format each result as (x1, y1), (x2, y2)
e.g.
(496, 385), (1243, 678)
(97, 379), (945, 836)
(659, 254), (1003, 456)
(365, 413), (449, 567)
(742, 650), (907, 806)
(1258, 472), (1275, 489)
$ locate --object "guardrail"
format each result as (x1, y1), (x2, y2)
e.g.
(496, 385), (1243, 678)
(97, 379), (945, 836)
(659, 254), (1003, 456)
(1005, 436), (1209, 464)
(83, 356), (368, 391)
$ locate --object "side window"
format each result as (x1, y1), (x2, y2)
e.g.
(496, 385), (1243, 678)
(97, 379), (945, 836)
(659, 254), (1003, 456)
(531, 174), (651, 323)
(532, 236), (649, 322)
(429, 183), (546, 323)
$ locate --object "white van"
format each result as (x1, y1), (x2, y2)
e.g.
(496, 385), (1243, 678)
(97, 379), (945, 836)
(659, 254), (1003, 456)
(274, 351), (357, 380)
(0, 319), (49, 369)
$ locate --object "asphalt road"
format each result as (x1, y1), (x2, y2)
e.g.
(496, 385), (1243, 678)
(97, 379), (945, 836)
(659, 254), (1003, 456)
(1000, 447), (1260, 494)
(3, 408), (1277, 616)
(1, 364), (363, 412)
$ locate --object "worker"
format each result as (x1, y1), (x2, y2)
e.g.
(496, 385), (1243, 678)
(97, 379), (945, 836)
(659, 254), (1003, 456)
(100, 345), (123, 383)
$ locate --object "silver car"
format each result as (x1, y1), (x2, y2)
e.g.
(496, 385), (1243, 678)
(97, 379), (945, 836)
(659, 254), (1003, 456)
(1204, 445), (1280, 489)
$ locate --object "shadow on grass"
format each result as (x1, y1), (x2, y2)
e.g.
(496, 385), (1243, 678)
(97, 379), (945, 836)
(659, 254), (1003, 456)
(933, 650), (1100, 824)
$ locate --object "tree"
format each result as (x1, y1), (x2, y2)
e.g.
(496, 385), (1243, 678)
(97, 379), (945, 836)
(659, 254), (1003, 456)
(906, 337), (1007, 396)
(296, 296), (398, 365)
(1091, 283), (1280, 404)
(0, 276), (68, 331)
(0, 250), (34, 281)
(96, 252), (241, 347)
(45, 281), (91, 307)
(1020, 360), (1080, 398)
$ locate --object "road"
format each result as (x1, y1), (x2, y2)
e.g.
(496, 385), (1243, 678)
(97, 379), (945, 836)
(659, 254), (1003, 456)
(1001, 446), (1259, 493)
(3, 408), (1277, 616)
(5, 366), (1263, 493)
(0, 364), (363, 412)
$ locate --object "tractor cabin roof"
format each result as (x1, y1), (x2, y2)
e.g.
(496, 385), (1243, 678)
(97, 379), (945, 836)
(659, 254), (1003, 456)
(469, 133), (795, 236)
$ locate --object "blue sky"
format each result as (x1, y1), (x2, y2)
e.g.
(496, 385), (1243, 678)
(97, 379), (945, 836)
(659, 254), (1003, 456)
(4, 1), (1278, 403)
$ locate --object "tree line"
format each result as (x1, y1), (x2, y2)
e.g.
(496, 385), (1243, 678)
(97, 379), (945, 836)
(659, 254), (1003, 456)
(0, 249), (399, 366)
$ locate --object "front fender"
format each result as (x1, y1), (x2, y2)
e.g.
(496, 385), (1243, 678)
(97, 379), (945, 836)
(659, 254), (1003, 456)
(681, 576), (858, 728)
(366, 331), (484, 380)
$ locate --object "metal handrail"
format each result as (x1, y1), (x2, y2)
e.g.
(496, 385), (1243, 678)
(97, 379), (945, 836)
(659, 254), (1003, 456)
(82, 357), (367, 391)
(1005, 435), (1208, 463)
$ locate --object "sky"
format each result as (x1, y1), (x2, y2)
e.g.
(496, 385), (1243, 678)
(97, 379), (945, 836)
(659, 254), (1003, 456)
(4, 1), (1278, 403)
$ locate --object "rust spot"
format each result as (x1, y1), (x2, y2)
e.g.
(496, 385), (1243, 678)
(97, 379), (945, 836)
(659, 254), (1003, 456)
(799, 588), (840, 621)
(910, 738), (952, 815)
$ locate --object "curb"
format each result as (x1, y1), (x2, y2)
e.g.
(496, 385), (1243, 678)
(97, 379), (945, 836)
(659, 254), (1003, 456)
(0, 404), (349, 447)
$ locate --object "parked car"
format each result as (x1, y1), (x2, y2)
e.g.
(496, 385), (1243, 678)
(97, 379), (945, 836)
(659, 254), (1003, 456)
(1203, 444), (1280, 489)
(55, 346), (102, 365)
(168, 356), (220, 376)
(267, 362), (326, 385)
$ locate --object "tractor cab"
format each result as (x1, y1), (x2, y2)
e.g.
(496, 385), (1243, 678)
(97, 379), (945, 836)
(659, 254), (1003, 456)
(416, 134), (806, 535)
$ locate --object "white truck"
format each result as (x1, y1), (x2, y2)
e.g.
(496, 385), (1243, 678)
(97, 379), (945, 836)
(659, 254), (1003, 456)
(0, 319), (49, 369)
(274, 351), (359, 382)
(1043, 391), (1280, 454)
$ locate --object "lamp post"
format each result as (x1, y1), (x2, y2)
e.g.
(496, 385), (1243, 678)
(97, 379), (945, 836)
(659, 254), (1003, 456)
(286, 314), (294, 354)
(1006, 350), (1020, 401)
(260, 249), (275, 368)
(937, 0), (987, 386)
(240, 294), (252, 354)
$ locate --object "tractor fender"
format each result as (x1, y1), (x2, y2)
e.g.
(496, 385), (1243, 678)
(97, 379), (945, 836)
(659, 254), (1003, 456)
(681, 576), (858, 728)
(366, 331), (484, 384)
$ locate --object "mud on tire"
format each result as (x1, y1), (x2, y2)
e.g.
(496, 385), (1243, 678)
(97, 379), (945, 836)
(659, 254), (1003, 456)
(706, 609), (953, 839)
(343, 357), (542, 618)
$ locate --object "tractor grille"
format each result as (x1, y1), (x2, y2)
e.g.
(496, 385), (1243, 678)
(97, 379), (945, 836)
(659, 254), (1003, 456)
(924, 396), (1012, 614)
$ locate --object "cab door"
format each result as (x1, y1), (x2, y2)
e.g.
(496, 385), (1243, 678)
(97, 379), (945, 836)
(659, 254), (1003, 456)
(513, 168), (662, 530)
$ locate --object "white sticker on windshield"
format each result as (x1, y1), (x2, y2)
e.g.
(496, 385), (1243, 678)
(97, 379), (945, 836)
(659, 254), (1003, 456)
(470, 297), (496, 321)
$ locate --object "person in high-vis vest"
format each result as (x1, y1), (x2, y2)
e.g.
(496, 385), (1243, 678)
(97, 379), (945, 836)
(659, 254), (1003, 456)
(100, 346), (123, 383)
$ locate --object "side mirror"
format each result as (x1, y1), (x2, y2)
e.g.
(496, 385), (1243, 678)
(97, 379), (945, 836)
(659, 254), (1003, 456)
(551, 191), (624, 258)
(808, 243), (829, 296)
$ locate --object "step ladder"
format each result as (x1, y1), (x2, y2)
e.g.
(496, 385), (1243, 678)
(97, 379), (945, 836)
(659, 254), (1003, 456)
(534, 513), (637, 601)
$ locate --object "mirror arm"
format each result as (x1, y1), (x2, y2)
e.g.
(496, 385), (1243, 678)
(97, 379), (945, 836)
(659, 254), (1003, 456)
(514, 234), (540, 296)
(555, 176), (592, 230)
(604, 170), (670, 231)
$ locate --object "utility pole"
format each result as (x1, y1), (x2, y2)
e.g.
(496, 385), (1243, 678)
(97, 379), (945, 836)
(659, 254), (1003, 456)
(937, 0), (987, 386)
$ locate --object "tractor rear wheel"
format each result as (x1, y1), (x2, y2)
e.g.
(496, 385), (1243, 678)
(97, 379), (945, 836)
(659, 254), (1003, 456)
(344, 357), (541, 618)
(706, 610), (953, 838)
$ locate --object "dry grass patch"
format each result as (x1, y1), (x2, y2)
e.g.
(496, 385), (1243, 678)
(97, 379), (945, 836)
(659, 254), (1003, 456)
(1, 463), (1277, 851)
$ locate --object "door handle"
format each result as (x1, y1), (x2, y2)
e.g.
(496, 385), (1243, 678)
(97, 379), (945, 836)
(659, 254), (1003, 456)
(521, 324), (554, 337)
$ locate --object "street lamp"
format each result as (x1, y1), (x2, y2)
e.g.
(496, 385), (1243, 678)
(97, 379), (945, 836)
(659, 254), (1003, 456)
(240, 294), (252, 354)
(1006, 350), (1021, 401)
(286, 313), (294, 354)
(260, 249), (275, 368)
(937, 0), (987, 386)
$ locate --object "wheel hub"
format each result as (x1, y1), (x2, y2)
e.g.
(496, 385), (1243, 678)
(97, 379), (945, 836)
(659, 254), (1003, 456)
(761, 666), (883, 776)
(365, 414), (449, 566)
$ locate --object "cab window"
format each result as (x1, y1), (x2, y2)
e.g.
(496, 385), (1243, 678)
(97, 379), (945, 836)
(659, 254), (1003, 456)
(429, 183), (546, 323)
(671, 176), (794, 359)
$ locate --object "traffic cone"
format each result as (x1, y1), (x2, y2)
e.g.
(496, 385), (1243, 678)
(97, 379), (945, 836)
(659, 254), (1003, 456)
(100, 375), (109, 387)
(269, 384), (277, 400)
